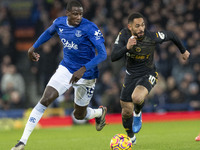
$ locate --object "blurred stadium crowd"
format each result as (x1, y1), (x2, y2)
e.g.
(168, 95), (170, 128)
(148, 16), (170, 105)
(0, 0), (200, 114)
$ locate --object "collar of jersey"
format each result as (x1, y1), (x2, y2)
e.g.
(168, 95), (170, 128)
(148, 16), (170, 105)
(66, 19), (75, 28)
(136, 36), (144, 41)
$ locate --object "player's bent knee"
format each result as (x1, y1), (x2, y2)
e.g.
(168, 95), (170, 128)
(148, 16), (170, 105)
(40, 87), (59, 107)
(40, 95), (57, 106)
(132, 95), (143, 104)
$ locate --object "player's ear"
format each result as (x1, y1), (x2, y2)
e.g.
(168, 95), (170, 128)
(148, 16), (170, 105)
(66, 10), (70, 16)
(127, 23), (132, 31)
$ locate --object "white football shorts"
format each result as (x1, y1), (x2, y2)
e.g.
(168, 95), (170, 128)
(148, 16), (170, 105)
(47, 65), (96, 106)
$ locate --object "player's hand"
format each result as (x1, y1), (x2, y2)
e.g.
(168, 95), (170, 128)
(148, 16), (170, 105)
(182, 50), (190, 61)
(69, 66), (86, 84)
(126, 36), (137, 50)
(28, 46), (40, 61)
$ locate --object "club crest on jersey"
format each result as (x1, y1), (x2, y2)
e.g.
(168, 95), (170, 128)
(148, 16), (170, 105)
(94, 30), (103, 40)
(75, 30), (82, 37)
(61, 38), (78, 49)
(135, 47), (141, 52)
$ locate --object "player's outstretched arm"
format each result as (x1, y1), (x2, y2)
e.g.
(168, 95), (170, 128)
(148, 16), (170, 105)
(84, 43), (107, 70)
(69, 43), (107, 84)
(28, 46), (40, 62)
(157, 31), (187, 54)
(28, 24), (56, 62)
(181, 50), (190, 61)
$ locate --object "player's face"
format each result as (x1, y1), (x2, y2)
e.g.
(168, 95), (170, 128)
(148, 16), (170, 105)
(128, 18), (145, 39)
(67, 6), (83, 26)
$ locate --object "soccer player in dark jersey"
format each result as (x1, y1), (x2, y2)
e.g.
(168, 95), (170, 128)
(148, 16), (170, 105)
(111, 12), (190, 144)
(11, 1), (107, 150)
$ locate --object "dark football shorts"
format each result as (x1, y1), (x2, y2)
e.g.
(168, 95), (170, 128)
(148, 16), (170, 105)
(120, 70), (158, 102)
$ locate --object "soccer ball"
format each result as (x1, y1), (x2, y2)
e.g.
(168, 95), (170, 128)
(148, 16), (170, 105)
(110, 134), (132, 150)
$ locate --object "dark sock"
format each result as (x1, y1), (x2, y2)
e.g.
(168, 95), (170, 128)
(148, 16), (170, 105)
(134, 101), (145, 114)
(122, 116), (134, 137)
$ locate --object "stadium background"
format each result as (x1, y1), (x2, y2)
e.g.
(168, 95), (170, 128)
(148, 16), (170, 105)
(0, 0), (200, 128)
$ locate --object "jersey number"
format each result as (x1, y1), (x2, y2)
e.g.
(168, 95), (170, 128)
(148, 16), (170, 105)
(148, 75), (156, 85)
(158, 32), (165, 39)
(86, 87), (94, 98)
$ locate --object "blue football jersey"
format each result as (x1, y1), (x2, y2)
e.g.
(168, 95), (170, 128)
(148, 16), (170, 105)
(56, 16), (106, 79)
(34, 16), (106, 79)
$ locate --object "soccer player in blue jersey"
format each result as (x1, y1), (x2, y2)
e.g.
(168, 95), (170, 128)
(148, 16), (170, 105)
(11, 1), (107, 150)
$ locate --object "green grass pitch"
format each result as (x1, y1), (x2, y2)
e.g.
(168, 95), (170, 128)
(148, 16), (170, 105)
(1, 120), (200, 150)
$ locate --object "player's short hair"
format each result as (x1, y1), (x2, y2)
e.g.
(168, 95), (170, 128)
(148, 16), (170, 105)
(128, 12), (144, 24)
(66, 0), (82, 11)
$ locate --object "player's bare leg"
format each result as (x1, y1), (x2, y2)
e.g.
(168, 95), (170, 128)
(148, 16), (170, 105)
(132, 85), (148, 133)
(74, 104), (88, 120)
(11, 86), (58, 150)
(121, 100), (136, 144)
